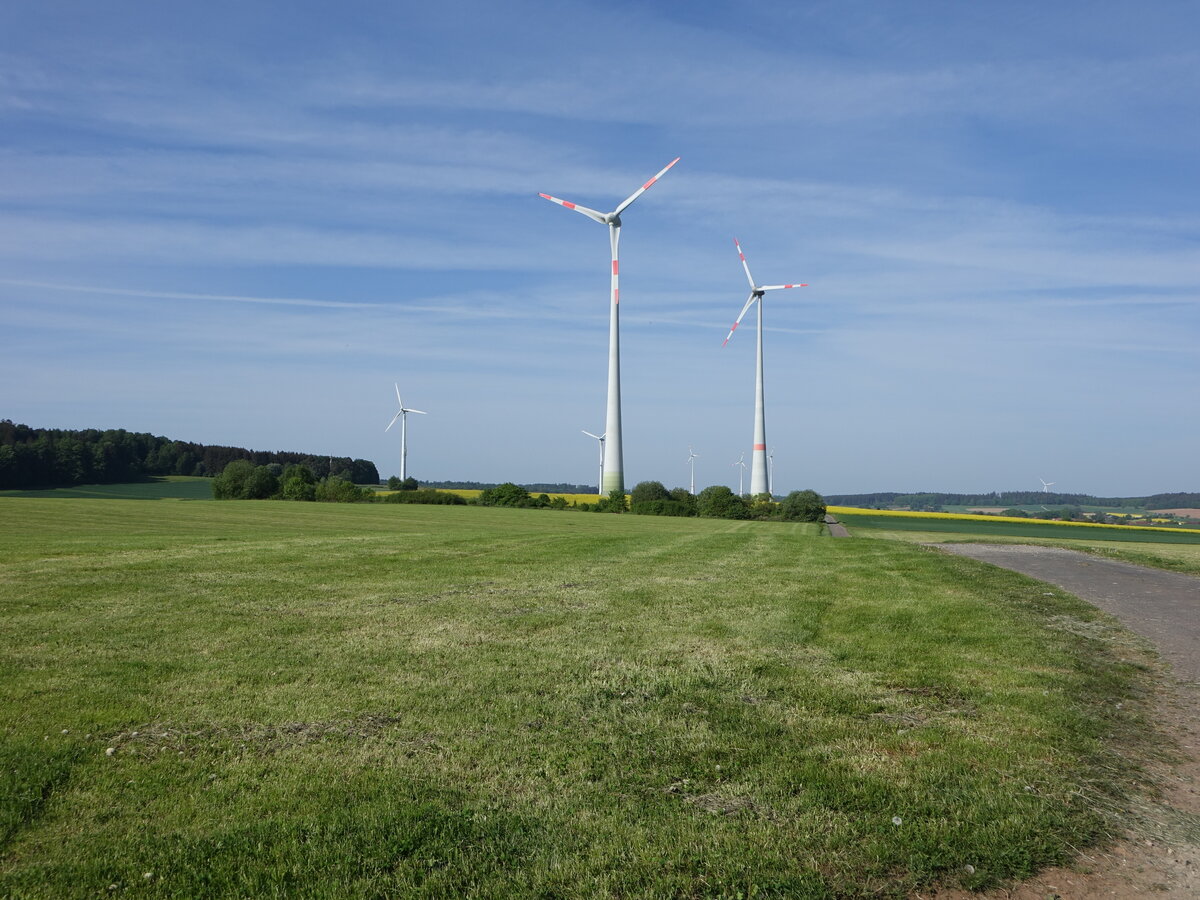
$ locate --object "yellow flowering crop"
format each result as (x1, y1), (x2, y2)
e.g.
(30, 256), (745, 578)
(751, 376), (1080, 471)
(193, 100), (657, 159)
(826, 506), (1200, 535)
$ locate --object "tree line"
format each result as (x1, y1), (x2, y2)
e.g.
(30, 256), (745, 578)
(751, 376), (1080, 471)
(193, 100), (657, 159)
(474, 480), (827, 522)
(0, 421), (378, 490)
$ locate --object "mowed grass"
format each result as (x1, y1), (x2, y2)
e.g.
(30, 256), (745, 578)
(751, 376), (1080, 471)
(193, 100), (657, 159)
(0, 500), (1160, 897)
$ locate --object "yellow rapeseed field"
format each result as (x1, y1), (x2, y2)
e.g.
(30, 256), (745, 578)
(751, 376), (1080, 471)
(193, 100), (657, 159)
(826, 506), (1200, 535)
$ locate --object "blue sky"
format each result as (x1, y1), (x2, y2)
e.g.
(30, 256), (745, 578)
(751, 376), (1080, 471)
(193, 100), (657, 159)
(2, 0), (1197, 496)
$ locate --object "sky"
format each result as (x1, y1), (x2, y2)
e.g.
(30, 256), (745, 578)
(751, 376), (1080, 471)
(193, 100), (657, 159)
(2, 0), (1197, 496)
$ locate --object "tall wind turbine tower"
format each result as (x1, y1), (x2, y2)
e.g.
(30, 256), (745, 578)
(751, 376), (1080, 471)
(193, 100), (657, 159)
(385, 384), (426, 481)
(723, 239), (807, 497)
(540, 157), (679, 494)
(687, 446), (699, 495)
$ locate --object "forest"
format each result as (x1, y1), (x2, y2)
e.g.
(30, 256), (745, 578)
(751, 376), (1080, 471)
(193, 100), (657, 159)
(0, 421), (378, 490)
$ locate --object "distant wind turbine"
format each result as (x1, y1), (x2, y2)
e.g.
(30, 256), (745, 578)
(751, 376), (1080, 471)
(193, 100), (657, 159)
(723, 238), (807, 497)
(687, 446), (699, 496)
(1040, 478), (1055, 493)
(540, 157), (680, 494)
(384, 384), (426, 481)
(768, 447), (775, 497)
(582, 430), (606, 497)
(733, 452), (747, 498)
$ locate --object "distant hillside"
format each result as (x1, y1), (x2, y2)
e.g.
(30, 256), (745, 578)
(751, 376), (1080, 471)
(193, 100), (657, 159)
(0, 421), (378, 490)
(825, 490), (1200, 510)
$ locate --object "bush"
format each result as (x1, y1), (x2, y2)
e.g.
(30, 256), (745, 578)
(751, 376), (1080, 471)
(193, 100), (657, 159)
(630, 481), (670, 505)
(597, 488), (627, 513)
(669, 488), (698, 515)
(212, 459), (278, 500)
(315, 476), (370, 503)
(479, 483), (531, 507)
(280, 464), (317, 501)
(631, 499), (694, 517)
(382, 489), (466, 505)
(212, 459), (254, 499)
(779, 489), (826, 522)
(696, 485), (749, 519)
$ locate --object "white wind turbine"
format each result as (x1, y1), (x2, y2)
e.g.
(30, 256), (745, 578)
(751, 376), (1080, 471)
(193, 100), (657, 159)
(768, 446), (775, 497)
(582, 430), (606, 497)
(384, 384), (426, 481)
(1040, 478), (1055, 493)
(723, 238), (807, 497)
(687, 446), (699, 495)
(733, 452), (747, 497)
(540, 157), (680, 495)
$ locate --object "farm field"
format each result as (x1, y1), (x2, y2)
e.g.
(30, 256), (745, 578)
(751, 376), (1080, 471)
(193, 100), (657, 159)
(0, 499), (1163, 897)
(0, 476), (213, 501)
(832, 508), (1200, 576)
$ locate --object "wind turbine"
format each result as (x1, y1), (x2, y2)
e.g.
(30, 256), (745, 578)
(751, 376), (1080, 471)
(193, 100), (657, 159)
(384, 384), (426, 481)
(687, 446), (699, 495)
(540, 157), (680, 494)
(723, 238), (807, 497)
(1040, 478), (1055, 493)
(733, 452), (747, 497)
(582, 430), (606, 497)
(768, 446), (775, 497)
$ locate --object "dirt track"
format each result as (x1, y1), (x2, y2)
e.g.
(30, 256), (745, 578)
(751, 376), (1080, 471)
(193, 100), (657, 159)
(930, 543), (1200, 899)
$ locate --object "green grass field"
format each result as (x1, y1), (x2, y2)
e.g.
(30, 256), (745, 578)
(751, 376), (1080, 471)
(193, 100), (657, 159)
(0, 476), (213, 501)
(0, 499), (1165, 897)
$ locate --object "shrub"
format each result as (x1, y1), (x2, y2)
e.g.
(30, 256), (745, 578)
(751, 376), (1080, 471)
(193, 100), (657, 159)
(281, 464), (317, 501)
(631, 499), (694, 517)
(630, 481), (670, 505)
(779, 489), (826, 522)
(212, 459), (277, 500)
(479, 483), (530, 507)
(315, 476), (370, 503)
(696, 485), (750, 519)
(382, 490), (466, 505)
(597, 488), (627, 513)
(212, 459), (254, 499)
(669, 488), (698, 515)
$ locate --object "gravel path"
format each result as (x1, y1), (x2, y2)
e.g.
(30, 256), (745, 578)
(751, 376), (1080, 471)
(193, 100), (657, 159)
(823, 513), (850, 538)
(929, 543), (1200, 899)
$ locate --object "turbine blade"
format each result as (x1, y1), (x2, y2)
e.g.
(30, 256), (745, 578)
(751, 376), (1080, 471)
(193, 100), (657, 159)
(405, 409), (427, 415)
(385, 411), (402, 432)
(582, 430), (602, 440)
(394, 383), (403, 406)
(733, 238), (757, 289)
(761, 283), (808, 291)
(722, 292), (758, 346)
(539, 193), (607, 224)
(612, 157), (680, 216)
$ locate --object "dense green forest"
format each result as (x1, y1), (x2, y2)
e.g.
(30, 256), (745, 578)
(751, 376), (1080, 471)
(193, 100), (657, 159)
(825, 490), (1200, 510)
(0, 421), (378, 490)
